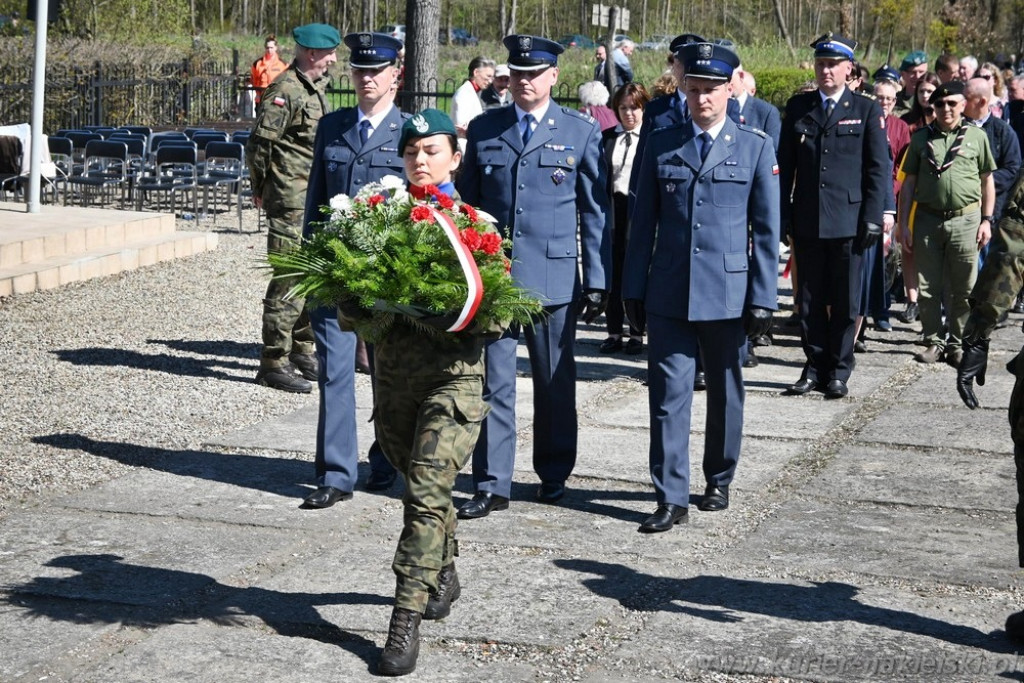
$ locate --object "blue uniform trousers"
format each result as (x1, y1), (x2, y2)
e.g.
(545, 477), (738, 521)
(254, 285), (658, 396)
(647, 313), (746, 507)
(310, 305), (393, 490)
(471, 302), (578, 498)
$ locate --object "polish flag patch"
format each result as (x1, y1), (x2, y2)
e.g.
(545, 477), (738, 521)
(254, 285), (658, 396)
(273, 96), (286, 106)
(771, 164), (779, 175)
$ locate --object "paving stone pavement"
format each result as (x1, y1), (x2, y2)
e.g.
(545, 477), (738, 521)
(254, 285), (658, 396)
(3, 229), (1024, 682)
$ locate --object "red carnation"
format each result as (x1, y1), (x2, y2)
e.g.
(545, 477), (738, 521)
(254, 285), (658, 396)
(410, 205), (435, 223)
(437, 193), (454, 210)
(479, 231), (502, 255)
(460, 203), (479, 222)
(460, 228), (483, 251)
(368, 194), (386, 207)
(422, 184), (441, 199)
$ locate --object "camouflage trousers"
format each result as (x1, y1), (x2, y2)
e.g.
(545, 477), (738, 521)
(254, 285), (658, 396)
(1010, 345), (1024, 567)
(375, 370), (488, 612)
(261, 210), (314, 368)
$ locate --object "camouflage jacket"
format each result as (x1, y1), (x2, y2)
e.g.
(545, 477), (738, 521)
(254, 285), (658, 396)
(965, 172), (1024, 341)
(246, 64), (330, 211)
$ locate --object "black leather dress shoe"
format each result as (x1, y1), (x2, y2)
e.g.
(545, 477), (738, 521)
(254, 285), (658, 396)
(693, 371), (707, 391)
(1007, 610), (1024, 642)
(536, 481), (566, 503)
(300, 486), (352, 509)
(743, 346), (759, 368)
(365, 470), (397, 491)
(698, 485), (729, 511)
(457, 492), (509, 519)
(638, 504), (689, 532)
(784, 378), (817, 395)
(824, 379), (848, 399)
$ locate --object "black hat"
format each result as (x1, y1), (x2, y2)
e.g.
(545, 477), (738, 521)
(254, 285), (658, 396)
(343, 32), (402, 69)
(811, 32), (857, 60)
(872, 65), (900, 84)
(503, 34), (564, 71)
(928, 80), (965, 104)
(678, 41), (740, 81)
(670, 33), (707, 55)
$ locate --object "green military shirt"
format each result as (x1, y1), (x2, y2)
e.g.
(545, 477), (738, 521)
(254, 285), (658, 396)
(246, 64), (330, 211)
(903, 120), (996, 212)
(893, 89), (914, 118)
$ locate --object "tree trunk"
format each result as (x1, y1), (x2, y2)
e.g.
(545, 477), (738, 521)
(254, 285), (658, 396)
(771, 0), (795, 56)
(505, 0), (517, 35)
(403, 0), (440, 114)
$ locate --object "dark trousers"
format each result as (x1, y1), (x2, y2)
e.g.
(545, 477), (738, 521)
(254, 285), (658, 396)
(607, 192), (643, 338)
(793, 236), (864, 383)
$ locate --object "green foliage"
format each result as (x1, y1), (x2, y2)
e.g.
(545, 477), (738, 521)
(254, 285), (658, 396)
(753, 68), (816, 108)
(268, 180), (543, 343)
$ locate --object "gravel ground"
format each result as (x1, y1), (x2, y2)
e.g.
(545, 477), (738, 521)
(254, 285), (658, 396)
(0, 207), (329, 518)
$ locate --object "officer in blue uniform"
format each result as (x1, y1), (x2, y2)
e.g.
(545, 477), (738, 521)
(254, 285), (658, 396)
(622, 41), (779, 533)
(778, 32), (888, 399)
(299, 32), (405, 508)
(456, 34), (612, 518)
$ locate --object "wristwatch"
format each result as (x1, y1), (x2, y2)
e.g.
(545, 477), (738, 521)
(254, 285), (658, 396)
(982, 215), (994, 222)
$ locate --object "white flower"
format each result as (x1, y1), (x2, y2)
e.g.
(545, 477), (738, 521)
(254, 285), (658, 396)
(390, 185), (409, 202)
(328, 193), (353, 222)
(357, 182), (384, 199)
(474, 208), (500, 227)
(380, 175), (405, 191)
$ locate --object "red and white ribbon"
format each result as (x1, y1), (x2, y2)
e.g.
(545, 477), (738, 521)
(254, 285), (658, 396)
(428, 205), (483, 332)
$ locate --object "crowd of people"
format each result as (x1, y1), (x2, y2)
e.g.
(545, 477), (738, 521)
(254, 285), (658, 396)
(245, 23), (1024, 675)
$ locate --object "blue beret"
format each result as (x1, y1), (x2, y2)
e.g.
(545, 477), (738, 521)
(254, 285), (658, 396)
(811, 32), (857, 60)
(344, 32), (402, 68)
(900, 50), (929, 71)
(504, 34), (564, 71)
(292, 23), (340, 50)
(399, 109), (457, 153)
(679, 41), (739, 80)
(670, 33), (707, 55)
(872, 65), (900, 84)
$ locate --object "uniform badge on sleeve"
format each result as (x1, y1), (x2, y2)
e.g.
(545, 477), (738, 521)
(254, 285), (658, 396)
(552, 168), (566, 185)
(273, 96), (286, 106)
(665, 182), (676, 193)
(485, 165), (493, 175)
(327, 161), (338, 172)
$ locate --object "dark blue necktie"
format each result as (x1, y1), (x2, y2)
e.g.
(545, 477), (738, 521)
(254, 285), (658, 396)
(521, 114), (534, 144)
(698, 131), (712, 162)
(359, 119), (371, 145)
(824, 98), (835, 120)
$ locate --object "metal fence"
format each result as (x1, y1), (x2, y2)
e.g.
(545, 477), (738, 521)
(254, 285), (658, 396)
(0, 51), (583, 131)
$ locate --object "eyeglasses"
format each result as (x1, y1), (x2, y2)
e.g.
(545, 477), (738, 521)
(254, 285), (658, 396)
(932, 99), (962, 109)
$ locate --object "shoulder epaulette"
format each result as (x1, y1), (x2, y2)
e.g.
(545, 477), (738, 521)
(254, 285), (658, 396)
(563, 107), (596, 124)
(737, 123), (768, 138)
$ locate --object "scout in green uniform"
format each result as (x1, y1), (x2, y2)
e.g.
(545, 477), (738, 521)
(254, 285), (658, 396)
(337, 110), (498, 677)
(898, 80), (996, 365)
(246, 23), (338, 393)
(956, 172), (1024, 641)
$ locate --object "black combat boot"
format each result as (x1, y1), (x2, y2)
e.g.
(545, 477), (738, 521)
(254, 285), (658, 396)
(423, 563), (461, 620)
(379, 607), (421, 676)
(288, 352), (319, 380)
(255, 364), (312, 393)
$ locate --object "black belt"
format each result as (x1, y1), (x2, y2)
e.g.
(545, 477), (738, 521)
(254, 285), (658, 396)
(916, 201), (980, 220)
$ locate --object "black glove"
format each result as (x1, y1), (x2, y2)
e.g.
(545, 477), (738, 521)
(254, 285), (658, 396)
(337, 298), (369, 322)
(577, 289), (608, 324)
(956, 338), (989, 409)
(859, 221), (882, 249)
(623, 298), (646, 335)
(743, 306), (773, 338)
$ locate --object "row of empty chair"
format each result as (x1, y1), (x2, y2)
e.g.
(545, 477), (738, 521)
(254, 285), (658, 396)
(44, 126), (253, 231)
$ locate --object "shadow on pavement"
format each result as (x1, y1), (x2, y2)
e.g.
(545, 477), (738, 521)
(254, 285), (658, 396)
(2, 553), (384, 668)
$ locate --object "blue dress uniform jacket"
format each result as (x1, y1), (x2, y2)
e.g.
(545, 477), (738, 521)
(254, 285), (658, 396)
(622, 117), (780, 508)
(778, 88), (889, 239)
(302, 104), (407, 492)
(980, 115), (1022, 221)
(457, 103), (612, 497)
(737, 95), (781, 151)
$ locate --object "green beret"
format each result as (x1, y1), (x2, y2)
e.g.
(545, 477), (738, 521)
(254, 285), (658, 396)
(293, 23), (341, 49)
(900, 50), (928, 71)
(399, 109), (457, 152)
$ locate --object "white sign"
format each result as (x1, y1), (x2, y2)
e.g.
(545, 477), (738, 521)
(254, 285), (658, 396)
(590, 4), (630, 30)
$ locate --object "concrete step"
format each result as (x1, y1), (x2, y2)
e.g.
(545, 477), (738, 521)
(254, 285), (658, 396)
(0, 202), (218, 297)
(0, 205), (175, 269)
(0, 230), (218, 297)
